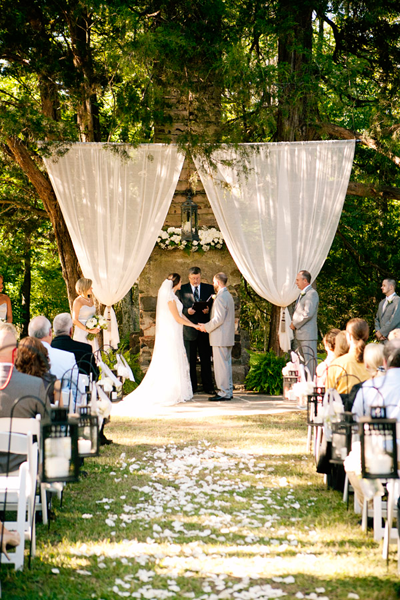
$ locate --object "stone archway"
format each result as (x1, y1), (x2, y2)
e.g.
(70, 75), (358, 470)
(137, 157), (250, 385)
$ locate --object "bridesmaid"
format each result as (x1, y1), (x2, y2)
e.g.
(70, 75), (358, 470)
(0, 274), (12, 323)
(72, 278), (100, 353)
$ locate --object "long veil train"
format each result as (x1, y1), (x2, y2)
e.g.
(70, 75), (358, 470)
(112, 279), (192, 416)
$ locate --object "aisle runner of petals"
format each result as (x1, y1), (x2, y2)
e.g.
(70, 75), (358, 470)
(71, 442), (359, 600)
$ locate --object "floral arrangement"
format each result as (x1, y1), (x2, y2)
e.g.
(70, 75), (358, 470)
(86, 314), (108, 340)
(156, 227), (225, 253)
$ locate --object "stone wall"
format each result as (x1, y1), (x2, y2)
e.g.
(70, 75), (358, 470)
(138, 246), (249, 384)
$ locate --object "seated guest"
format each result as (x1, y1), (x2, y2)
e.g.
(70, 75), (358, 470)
(28, 316), (77, 384)
(51, 313), (111, 445)
(0, 521), (20, 559)
(345, 340), (400, 508)
(326, 318), (370, 394)
(388, 328), (400, 340)
(316, 328), (340, 386)
(364, 343), (385, 378)
(343, 343), (385, 411)
(14, 337), (61, 406)
(333, 330), (349, 359)
(51, 313), (99, 381)
(352, 340), (400, 420)
(0, 323), (48, 473)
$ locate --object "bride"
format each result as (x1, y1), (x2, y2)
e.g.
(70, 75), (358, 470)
(112, 273), (200, 416)
(72, 277), (100, 355)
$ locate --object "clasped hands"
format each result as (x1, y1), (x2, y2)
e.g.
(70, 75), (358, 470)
(195, 323), (207, 332)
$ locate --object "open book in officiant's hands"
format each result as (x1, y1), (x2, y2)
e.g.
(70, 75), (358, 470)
(192, 295), (214, 312)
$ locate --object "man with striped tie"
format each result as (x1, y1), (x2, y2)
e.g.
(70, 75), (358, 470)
(177, 266), (215, 394)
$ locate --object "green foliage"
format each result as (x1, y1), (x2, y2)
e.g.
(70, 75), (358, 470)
(101, 342), (144, 395)
(244, 350), (287, 395)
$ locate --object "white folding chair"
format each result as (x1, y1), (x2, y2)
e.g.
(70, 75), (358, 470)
(0, 430), (37, 570)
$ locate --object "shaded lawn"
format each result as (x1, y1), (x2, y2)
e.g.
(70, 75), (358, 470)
(2, 412), (399, 600)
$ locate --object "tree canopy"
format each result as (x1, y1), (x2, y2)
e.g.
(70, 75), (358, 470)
(0, 0), (399, 340)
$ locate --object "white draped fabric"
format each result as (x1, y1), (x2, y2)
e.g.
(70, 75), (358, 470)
(44, 144), (185, 347)
(193, 140), (355, 348)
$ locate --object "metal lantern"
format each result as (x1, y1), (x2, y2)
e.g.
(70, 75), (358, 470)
(331, 412), (355, 464)
(40, 408), (79, 484)
(78, 406), (99, 457)
(307, 386), (325, 426)
(360, 408), (398, 479)
(283, 370), (298, 400)
(111, 369), (124, 402)
(181, 191), (199, 242)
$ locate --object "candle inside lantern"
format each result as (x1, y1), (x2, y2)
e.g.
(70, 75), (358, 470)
(78, 438), (92, 455)
(367, 453), (392, 475)
(45, 436), (71, 460)
(45, 457), (70, 479)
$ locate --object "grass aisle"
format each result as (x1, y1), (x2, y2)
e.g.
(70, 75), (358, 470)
(2, 412), (399, 600)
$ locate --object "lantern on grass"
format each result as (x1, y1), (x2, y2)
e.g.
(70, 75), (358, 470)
(283, 370), (298, 400)
(77, 406), (99, 457)
(110, 370), (124, 402)
(307, 387), (325, 425)
(360, 407), (398, 479)
(331, 412), (355, 464)
(181, 191), (199, 242)
(40, 408), (79, 483)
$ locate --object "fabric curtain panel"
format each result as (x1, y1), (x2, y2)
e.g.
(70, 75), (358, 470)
(193, 140), (355, 307)
(44, 143), (185, 346)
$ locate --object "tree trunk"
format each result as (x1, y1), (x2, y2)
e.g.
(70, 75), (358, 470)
(20, 235), (31, 337)
(5, 137), (81, 307)
(270, 0), (316, 354)
(63, 8), (101, 142)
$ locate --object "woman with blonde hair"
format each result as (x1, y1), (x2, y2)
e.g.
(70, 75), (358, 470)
(72, 277), (100, 353)
(326, 318), (370, 394)
(0, 274), (12, 323)
(316, 328), (340, 386)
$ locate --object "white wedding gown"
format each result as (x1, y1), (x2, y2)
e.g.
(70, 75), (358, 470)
(73, 303), (100, 355)
(112, 279), (192, 416)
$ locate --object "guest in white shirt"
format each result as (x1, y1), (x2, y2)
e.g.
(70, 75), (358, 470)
(352, 340), (400, 420)
(375, 278), (400, 342)
(28, 316), (78, 387)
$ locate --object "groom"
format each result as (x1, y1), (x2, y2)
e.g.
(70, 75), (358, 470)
(178, 266), (215, 394)
(199, 272), (235, 401)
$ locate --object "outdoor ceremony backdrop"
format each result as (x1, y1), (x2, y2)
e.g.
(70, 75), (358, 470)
(0, 0), (399, 347)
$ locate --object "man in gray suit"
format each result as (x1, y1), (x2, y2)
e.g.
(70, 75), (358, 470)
(199, 273), (235, 401)
(375, 278), (400, 342)
(0, 324), (49, 473)
(290, 270), (319, 379)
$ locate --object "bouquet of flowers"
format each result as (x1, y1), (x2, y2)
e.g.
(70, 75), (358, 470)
(85, 314), (108, 340)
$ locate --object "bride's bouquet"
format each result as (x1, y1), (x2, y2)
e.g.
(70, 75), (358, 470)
(86, 314), (108, 340)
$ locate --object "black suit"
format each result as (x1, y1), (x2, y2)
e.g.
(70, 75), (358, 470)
(51, 335), (99, 381)
(177, 282), (215, 393)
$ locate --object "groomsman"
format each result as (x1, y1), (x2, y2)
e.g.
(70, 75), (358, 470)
(178, 266), (215, 394)
(290, 270), (319, 378)
(199, 272), (235, 401)
(375, 278), (400, 342)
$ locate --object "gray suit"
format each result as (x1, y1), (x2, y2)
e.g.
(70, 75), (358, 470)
(0, 368), (48, 473)
(205, 287), (235, 398)
(292, 286), (319, 378)
(375, 294), (400, 339)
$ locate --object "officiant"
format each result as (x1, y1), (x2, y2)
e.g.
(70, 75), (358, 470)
(177, 266), (215, 394)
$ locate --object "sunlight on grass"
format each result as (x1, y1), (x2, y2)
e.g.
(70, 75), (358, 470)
(2, 412), (399, 600)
